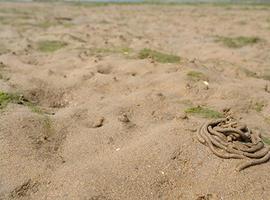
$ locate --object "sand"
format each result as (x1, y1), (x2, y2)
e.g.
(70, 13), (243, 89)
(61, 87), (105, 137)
(0, 2), (270, 200)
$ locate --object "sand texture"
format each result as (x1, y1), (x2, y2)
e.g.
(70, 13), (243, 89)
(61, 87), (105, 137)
(0, 2), (270, 200)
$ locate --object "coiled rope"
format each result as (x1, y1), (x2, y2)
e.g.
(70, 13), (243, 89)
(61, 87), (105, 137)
(197, 118), (270, 171)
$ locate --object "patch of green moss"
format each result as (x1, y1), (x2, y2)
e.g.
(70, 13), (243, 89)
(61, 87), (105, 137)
(87, 47), (133, 57)
(72, 2), (110, 7)
(216, 36), (261, 48)
(62, 22), (73, 28)
(262, 136), (270, 146)
(264, 117), (270, 124)
(0, 14), (33, 27)
(43, 116), (54, 137)
(186, 71), (207, 81)
(0, 91), (21, 109)
(120, 47), (133, 54)
(35, 20), (73, 29)
(23, 101), (44, 114)
(97, 47), (131, 54)
(30, 105), (43, 114)
(252, 102), (265, 112)
(138, 48), (180, 63)
(0, 8), (31, 15)
(0, 44), (9, 55)
(261, 74), (270, 81)
(0, 91), (45, 114)
(37, 40), (67, 53)
(185, 106), (223, 118)
(0, 16), (12, 25)
(36, 21), (58, 29)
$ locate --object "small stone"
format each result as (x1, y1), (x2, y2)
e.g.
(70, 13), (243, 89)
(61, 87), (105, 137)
(92, 117), (104, 128)
(118, 114), (130, 123)
(186, 83), (192, 89)
(203, 81), (209, 90)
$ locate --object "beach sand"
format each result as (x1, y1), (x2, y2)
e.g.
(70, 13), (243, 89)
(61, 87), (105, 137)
(0, 2), (270, 199)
